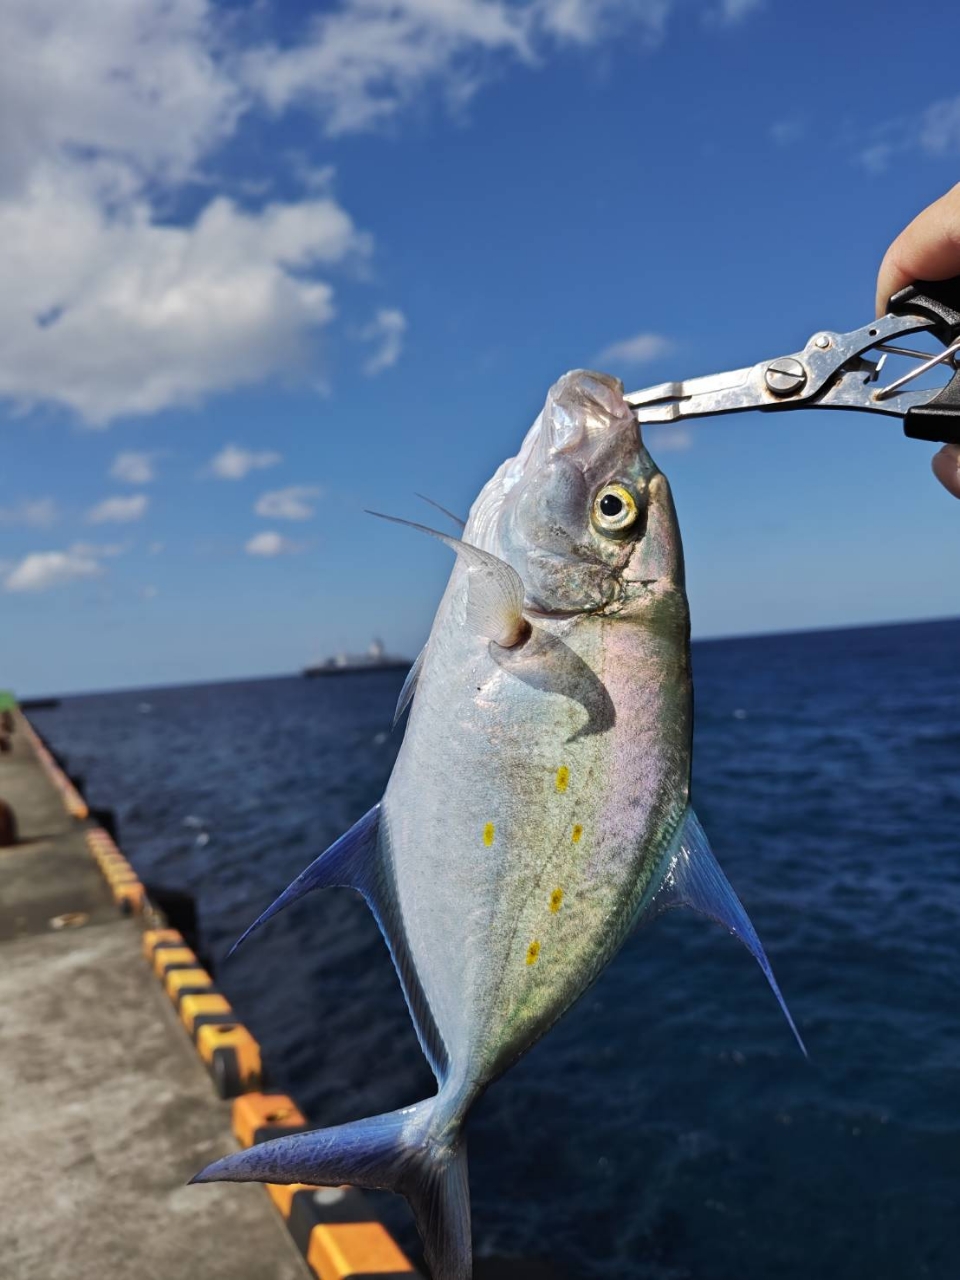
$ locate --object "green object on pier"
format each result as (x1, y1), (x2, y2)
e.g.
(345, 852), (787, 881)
(0, 691), (16, 713)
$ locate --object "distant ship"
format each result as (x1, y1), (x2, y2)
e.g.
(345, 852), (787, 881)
(302, 638), (411, 678)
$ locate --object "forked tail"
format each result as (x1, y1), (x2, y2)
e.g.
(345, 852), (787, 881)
(192, 1087), (470, 1280)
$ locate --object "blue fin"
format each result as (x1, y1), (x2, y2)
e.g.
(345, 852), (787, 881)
(192, 1087), (472, 1280)
(228, 803), (449, 1078)
(393, 645), (425, 729)
(643, 807), (807, 1057)
(228, 804), (380, 957)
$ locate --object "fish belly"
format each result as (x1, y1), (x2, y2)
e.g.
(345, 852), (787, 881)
(383, 594), (691, 1092)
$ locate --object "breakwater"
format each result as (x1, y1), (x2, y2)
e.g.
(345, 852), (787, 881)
(0, 703), (420, 1280)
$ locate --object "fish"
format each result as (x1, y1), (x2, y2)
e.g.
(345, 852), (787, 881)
(192, 369), (804, 1278)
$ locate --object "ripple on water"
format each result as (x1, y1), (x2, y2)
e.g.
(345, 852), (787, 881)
(32, 619), (960, 1280)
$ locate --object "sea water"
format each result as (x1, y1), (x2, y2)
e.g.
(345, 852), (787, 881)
(31, 617), (960, 1279)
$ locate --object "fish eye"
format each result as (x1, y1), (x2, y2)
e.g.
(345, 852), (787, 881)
(591, 484), (639, 536)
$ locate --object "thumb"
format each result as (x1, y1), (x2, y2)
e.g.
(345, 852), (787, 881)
(932, 444), (960, 499)
(876, 183), (960, 316)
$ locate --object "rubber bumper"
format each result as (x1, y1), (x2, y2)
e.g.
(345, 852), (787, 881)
(196, 1021), (263, 1098)
(165, 965), (215, 1006)
(142, 929), (185, 962)
(180, 992), (236, 1041)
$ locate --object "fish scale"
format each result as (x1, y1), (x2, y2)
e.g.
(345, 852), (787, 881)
(194, 369), (805, 1280)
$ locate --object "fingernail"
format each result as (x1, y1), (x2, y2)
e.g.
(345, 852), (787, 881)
(932, 445), (960, 499)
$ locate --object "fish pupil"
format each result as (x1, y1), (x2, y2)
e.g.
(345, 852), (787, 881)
(599, 494), (623, 517)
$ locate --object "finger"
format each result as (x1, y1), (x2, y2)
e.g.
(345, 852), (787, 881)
(876, 182), (960, 315)
(932, 444), (960, 499)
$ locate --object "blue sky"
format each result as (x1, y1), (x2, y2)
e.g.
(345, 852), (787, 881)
(2, 0), (959, 696)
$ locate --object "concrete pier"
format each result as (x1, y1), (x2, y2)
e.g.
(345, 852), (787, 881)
(0, 710), (308, 1280)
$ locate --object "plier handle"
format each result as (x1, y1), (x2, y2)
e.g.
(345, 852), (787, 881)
(625, 277), (960, 446)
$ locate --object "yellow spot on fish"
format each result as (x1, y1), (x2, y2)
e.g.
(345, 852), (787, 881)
(571, 824), (583, 844)
(526, 940), (541, 965)
(549, 888), (564, 913)
(555, 766), (569, 793)
(483, 822), (495, 847)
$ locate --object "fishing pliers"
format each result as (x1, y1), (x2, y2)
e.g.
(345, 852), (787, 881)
(625, 277), (960, 446)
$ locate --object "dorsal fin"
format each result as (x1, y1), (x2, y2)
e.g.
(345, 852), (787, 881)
(415, 493), (466, 530)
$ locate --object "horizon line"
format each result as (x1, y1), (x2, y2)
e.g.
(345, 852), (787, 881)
(12, 611), (959, 704)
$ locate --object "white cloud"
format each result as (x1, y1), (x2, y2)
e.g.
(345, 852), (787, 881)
(140, 584), (159, 600)
(87, 494), (149, 524)
(0, 0), (737, 428)
(857, 94), (960, 173)
(4, 549), (103, 593)
(1, 526), (130, 592)
(242, 1), (673, 135)
(0, 175), (368, 426)
(644, 425), (693, 453)
(208, 444), (283, 480)
(0, 497), (59, 528)
(857, 141), (894, 174)
(111, 451), (157, 484)
(360, 308), (407, 375)
(918, 95), (960, 156)
(255, 486), (323, 521)
(148, 541), (165, 555)
(0, 0), (241, 197)
(708, 0), (764, 24)
(538, 0), (670, 43)
(69, 541), (127, 559)
(242, 2), (528, 133)
(246, 530), (300, 557)
(0, 0), (372, 427)
(769, 118), (805, 147)
(595, 331), (673, 367)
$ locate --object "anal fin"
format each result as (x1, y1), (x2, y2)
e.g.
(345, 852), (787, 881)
(643, 806), (807, 1057)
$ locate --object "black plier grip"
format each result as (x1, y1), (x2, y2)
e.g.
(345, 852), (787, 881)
(888, 278), (960, 443)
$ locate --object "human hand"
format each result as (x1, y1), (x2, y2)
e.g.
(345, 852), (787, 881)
(877, 184), (960, 499)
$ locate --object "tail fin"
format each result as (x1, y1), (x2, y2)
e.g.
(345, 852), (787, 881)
(191, 1091), (471, 1280)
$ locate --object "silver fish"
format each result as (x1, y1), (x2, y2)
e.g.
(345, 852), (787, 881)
(193, 370), (803, 1278)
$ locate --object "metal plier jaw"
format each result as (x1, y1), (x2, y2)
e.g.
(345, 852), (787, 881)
(625, 277), (960, 446)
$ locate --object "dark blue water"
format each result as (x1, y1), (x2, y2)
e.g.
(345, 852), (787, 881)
(31, 618), (960, 1280)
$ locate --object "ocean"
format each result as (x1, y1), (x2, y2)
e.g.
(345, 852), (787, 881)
(29, 616), (960, 1280)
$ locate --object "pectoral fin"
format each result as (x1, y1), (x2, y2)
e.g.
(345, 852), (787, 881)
(641, 807), (807, 1056)
(368, 511), (529, 647)
(393, 645), (425, 728)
